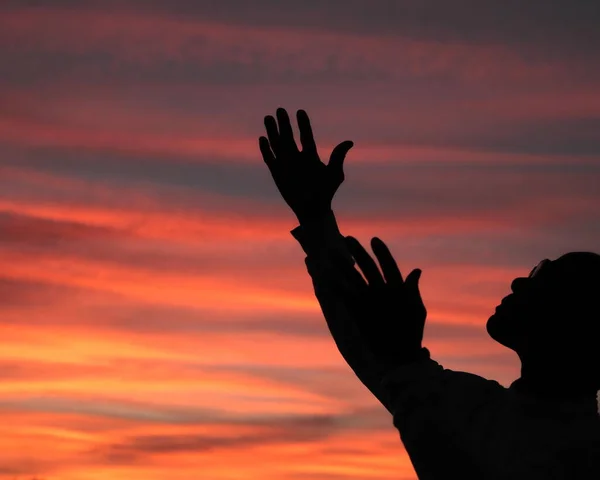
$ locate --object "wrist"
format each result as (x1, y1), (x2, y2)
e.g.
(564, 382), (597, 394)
(291, 209), (352, 260)
(296, 208), (335, 226)
(294, 209), (340, 240)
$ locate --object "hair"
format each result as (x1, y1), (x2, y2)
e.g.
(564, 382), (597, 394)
(522, 252), (600, 366)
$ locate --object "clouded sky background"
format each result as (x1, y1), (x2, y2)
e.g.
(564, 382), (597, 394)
(1, 1), (599, 479)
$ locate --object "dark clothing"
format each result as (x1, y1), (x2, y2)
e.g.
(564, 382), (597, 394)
(291, 212), (600, 479)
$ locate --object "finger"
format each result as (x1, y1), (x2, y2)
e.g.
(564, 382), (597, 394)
(371, 237), (404, 285)
(345, 236), (385, 287)
(259, 136), (276, 168)
(405, 268), (423, 301)
(405, 268), (422, 287)
(297, 109), (318, 155)
(264, 115), (280, 155)
(276, 107), (299, 153)
(328, 140), (354, 177)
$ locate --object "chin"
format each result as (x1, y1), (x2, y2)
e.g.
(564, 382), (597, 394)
(486, 311), (514, 349)
(486, 313), (499, 339)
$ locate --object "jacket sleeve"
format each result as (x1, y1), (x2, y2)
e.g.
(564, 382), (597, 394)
(290, 211), (394, 413)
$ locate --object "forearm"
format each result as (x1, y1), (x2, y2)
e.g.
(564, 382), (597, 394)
(311, 283), (394, 412)
(290, 211), (393, 410)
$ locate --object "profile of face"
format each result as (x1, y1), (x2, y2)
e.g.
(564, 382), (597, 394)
(487, 258), (550, 353)
(486, 252), (600, 359)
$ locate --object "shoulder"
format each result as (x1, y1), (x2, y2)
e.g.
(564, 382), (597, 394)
(435, 369), (507, 414)
(437, 368), (507, 395)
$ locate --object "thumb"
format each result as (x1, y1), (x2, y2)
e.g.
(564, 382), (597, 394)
(405, 268), (422, 293)
(405, 269), (425, 312)
(328, 140), (354, 177)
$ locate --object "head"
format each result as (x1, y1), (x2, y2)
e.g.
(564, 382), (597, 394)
(486, 252), (600, 388)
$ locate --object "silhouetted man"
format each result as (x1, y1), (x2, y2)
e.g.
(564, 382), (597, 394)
(259, 108), (600, 479)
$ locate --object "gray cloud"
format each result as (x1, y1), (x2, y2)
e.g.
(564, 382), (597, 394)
(6, 147), (600, 219)
(4, 1), (598, 54)
(91, 406), (387, 464)
(1, 1), (598, 94)
(0, 275), (77, 308)
(0, 210), (124, 247)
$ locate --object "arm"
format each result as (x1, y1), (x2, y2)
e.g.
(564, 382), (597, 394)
(258, 109), (393, 408)
(290, 210), (395, 412)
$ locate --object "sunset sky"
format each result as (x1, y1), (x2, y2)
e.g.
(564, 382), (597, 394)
(1, 1), (599, 479)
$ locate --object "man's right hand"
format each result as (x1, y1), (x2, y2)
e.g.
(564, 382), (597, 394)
(259, 108), (354, 224)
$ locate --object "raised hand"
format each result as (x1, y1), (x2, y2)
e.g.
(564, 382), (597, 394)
(330, 235), (427, 367)
(259, 108), (354, 224)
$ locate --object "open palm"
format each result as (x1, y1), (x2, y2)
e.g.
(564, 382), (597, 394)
(259, 108), (354, 224)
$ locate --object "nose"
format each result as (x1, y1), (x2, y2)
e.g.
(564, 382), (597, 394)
(510, 277), (528, 293)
